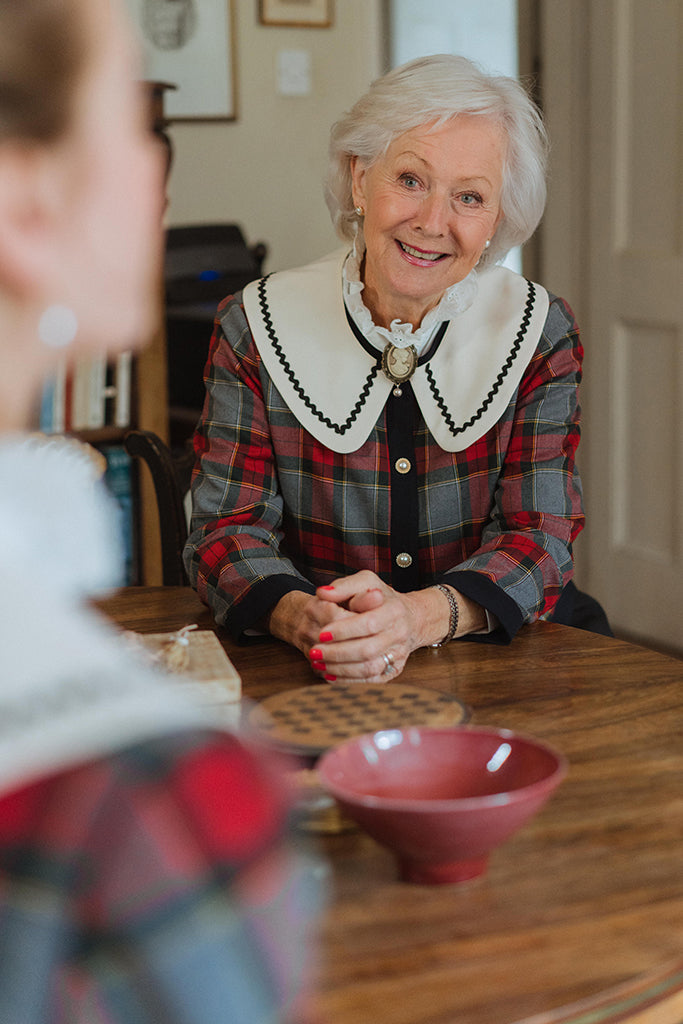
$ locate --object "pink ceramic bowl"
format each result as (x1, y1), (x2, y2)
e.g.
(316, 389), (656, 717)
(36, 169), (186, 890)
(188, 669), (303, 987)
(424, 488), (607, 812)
(317, 726), (567, 884)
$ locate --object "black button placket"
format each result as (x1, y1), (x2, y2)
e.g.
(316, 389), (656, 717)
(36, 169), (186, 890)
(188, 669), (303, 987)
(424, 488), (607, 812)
(386, 386), (420, 592)
(341, 307), (449, 594)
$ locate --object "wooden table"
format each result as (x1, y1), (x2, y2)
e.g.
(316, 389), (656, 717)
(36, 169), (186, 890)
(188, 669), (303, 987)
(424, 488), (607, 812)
(98, 587), (683, 1024)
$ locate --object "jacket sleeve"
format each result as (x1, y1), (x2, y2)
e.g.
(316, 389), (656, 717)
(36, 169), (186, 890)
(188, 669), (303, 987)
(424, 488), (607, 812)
(183, 297), (316, 639)
(444, 295), (585, 642)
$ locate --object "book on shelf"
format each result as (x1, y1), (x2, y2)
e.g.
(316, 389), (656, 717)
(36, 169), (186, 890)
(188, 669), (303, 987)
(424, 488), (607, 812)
(101, 444), (136, 586)
(38, 351), (133, 434)
(113, 351), (132, 427)
(39, 360), (67, 434)
(72, 356), (107, 430)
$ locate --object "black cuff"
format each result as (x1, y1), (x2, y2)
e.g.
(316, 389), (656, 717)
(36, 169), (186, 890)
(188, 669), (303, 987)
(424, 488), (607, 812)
(227, 574), (316, 643)
(551, 580), (613, 637)
(441, 570), (525, 645)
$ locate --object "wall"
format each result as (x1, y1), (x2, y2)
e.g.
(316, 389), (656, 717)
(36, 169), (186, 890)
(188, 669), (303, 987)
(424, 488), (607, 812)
(165, 0), (384, 273)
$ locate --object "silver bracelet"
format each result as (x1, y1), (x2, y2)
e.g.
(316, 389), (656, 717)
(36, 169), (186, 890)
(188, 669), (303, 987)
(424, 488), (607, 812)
(430, 583), (459, 647)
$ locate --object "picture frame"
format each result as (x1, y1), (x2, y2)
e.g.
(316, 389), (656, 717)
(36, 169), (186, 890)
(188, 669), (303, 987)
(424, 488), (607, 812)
(125, 0), (237, 121)
(259, 0), (333, 28)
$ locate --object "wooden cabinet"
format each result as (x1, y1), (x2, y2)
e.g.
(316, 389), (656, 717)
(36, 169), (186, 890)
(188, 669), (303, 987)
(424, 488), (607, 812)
(133, 297), (169, 585)
(57, 302), (168, 585)
(69, 83), (175, 585)
(135, 81), (175, 584)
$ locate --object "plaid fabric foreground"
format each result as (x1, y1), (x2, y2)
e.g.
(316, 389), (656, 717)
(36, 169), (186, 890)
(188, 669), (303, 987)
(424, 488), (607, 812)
(185, 292), (584, 642)
(0, 731), (320, 1024)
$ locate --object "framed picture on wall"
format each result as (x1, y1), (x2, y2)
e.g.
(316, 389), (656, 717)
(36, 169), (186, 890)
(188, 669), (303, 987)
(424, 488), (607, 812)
(125, 0), (237, 121)
(259, 0), (333, 28)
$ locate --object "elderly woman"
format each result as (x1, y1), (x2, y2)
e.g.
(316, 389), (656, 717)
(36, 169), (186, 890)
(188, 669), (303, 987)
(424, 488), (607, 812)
(0, 0), (320, 1020)
(185, 54), (589, 683)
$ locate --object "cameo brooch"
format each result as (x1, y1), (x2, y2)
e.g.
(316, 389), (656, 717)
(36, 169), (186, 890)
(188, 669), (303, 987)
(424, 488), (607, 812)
(381, 343), (418, 397)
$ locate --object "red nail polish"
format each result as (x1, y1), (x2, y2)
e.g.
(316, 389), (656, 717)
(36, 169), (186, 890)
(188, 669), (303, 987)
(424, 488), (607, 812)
(324, 674), (337, 681)
(319, 631), (334, 643)
(312, 661), (326, 671)
(309, 648), (323, 661)
(320, 585), (335, 590)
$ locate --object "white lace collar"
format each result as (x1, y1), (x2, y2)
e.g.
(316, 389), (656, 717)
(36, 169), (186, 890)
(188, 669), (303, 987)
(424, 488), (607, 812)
(342, 237), (479, 354)
(0, 433), (124, 599)
(0, 436), (211, 796)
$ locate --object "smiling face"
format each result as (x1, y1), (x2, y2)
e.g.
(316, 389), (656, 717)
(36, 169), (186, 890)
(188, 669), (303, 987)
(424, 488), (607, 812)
(350, 116), (506, 328)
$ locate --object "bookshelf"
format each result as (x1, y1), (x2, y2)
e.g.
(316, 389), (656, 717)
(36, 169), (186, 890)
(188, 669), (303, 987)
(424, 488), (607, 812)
(135, 81), (175, 585)
(39, 82), (175, 586)
(38, 290), (169, 585)
(98, 82), (175, 585)
(134, 291), (169, 585)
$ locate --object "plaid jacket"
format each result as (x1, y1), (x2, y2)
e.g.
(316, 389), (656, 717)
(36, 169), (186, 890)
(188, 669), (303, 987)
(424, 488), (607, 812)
(0, 731), (320, 1024)
(185, 290), (584, 643)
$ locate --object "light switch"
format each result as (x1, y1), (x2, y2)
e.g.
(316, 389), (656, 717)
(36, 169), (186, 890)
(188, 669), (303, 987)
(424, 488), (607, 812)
(277, 49), (312, 96)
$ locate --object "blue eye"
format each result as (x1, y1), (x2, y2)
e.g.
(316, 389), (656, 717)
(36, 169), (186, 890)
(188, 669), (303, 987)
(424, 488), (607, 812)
(460, 192), (482, 206)
(400, 174), (420, 188)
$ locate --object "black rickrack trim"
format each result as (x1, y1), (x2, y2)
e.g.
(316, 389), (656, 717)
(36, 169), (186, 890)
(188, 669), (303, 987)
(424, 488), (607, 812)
(257, 275), (381, 436)
(425, 279), (537, 439)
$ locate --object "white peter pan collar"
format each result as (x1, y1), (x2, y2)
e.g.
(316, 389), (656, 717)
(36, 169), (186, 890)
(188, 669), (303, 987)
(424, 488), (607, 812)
(241, 247), (549, 454)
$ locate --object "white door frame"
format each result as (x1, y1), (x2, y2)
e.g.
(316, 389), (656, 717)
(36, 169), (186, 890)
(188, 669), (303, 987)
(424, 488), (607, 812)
(538, 0), (683, 651)
(536, 0), (593, 584)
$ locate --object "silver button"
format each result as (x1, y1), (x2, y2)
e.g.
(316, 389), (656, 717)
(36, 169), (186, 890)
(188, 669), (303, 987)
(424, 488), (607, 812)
(396, 552), (413, 568)
(395, 457), (411, 474)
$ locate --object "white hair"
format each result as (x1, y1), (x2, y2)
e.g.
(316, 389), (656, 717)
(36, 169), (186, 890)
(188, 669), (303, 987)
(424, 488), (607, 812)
(325, 54), (548, 268)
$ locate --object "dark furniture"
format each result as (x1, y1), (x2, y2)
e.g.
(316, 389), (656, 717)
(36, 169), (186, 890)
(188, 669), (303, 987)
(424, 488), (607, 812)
(164, 223), (267, 448)
(123, 429), (191, 586)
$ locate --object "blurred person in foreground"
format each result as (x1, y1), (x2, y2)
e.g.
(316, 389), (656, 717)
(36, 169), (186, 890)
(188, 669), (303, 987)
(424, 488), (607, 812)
(0, 1), (321, 1021)
(185, 54), (608, 685)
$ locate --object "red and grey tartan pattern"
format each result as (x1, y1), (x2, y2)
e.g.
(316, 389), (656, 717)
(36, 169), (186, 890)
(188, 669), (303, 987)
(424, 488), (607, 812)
(0, 731), (320, 1023)
(185, 293), (584, 637)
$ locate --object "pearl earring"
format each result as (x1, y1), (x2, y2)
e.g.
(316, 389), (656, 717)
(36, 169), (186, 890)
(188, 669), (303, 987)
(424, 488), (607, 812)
(484, 239), (490, 249)
(355, 205), (364, 216)
(38, 305), (78, 348)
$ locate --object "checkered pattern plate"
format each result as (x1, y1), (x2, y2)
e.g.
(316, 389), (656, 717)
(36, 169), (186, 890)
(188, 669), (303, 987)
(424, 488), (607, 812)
(248, 683), (469, 756)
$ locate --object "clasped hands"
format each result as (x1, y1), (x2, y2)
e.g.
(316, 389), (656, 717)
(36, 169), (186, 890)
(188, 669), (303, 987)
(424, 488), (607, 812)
(268, 569), (458, 683)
